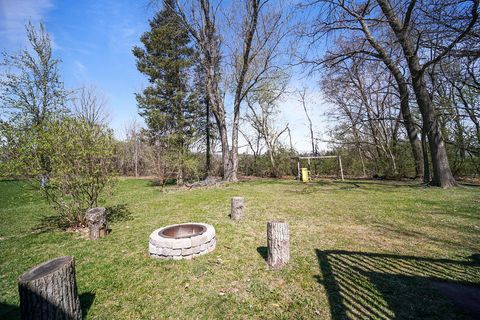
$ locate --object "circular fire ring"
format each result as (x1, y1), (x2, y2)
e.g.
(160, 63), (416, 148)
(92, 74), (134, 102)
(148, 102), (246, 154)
(149, 223), (216, 260)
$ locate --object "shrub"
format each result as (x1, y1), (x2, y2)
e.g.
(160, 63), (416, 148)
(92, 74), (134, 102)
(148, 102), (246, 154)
(1, 117), (116, 228)
(41, 118), (116, 227)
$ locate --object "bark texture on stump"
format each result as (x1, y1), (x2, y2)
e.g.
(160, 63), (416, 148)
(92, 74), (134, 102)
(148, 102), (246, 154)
(230, 197), (244, 221)
(267, 221), (289, 269)
(86, 207), (107, 240)
(18, 256), (82, 320)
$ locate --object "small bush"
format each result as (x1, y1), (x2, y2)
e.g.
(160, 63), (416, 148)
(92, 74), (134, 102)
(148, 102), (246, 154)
(2, 117), (116, 228)
(40, 118), (116, 227)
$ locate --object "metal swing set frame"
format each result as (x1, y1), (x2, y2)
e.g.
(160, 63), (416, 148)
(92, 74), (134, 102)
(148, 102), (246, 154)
(291, 155), (345, 181)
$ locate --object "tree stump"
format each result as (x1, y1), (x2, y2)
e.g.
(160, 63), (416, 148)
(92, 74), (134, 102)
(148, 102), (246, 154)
(230, 197), (244, 221)
(85, 207), (107, 240)
(18, 256), (82, 320)
(267, 221), (289, 269)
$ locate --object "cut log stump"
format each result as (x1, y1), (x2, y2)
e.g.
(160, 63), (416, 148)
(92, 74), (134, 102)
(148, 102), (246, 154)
(18, 256), (82, 320)
(230, 197), (244, 221)
(86, 207), (107, 240)
(267, 221), (289, 269)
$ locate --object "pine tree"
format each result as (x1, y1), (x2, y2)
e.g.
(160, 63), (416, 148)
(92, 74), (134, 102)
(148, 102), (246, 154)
(133, 0), (202, 184)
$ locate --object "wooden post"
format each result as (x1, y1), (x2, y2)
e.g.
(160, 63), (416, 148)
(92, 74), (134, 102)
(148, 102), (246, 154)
(18, 256), (82, 320)
(267, 221), (289, 269)
(297, 159), (300, 180)
(338, 156), (344, 181)
(86, 207), (107, 240)
(230, 197), (244, 221)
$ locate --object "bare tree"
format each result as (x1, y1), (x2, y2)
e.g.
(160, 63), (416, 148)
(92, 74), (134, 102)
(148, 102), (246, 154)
(244, 76), (289, 176)
(226, 0), (262, 181)
(297, 88), (318, 155)
(430, 57), (480, 175)
(71, 86), (110, 126)
(174, 0), (230, 179)
(322, 57), (405, 177)
(374, 0), (479, 187)
(299, 0), (479, 186)
(124, 120), (142, 178)
(299, 0), (425, 179)
(175, 0), (290, 181)
(239, 125), (264, 163)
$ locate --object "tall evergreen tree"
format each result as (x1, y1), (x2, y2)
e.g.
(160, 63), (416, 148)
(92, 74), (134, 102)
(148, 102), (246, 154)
(133, 0), (201, 184)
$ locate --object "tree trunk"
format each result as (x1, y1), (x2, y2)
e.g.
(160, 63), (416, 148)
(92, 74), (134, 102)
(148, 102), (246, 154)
(210, 101), (233, 181)
(18, 256), (82, 320)
(205, 95), (212, 177)
(86, 207), (107, 240)
(267, 221), (289, 269)
(214, 113), (230, 180)
(287, 126), (293, 151)
(397, 81), (424, 179)
(357, 18), (424, 178)
(305, 105), (316, 155)
(177, 166), (184, 186)
(411, 73), (456, 187)
(134, 137), (138, 178)
(203, 38), (229, 181)
(230, 197), (244, 221)
(376, 0), (456, 188)
(267, 147), (277, 177)
(422, 121), (431, 183)
(226, 0), (260, 183)
(227, 104), (240, 182)
(359, 147), (367, 177)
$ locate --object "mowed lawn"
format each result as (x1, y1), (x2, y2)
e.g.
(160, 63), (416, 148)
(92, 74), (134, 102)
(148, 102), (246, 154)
(0, 178), (479, 319)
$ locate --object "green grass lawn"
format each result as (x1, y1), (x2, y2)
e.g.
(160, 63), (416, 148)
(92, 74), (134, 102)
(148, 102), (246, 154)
(1, 178), (479, 319)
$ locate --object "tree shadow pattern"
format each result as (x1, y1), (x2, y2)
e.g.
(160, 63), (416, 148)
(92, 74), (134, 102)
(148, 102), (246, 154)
(316, 250), (480, 320)
(0, 292), (95, 320)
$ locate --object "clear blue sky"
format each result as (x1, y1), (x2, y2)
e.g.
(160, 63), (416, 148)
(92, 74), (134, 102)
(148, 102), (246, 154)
(1, 0), (152, 138)
(0, 0), (329, 151)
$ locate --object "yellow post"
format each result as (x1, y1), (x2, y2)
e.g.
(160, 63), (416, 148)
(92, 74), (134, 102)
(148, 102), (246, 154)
(301, 168), (309, 182)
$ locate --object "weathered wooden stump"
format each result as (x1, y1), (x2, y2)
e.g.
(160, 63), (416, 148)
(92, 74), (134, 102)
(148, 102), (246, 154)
(267, 221), (289, 269)
(85, 207), (107, 240)
(18, 256), (82, 320)
(230, 197), (244, 221)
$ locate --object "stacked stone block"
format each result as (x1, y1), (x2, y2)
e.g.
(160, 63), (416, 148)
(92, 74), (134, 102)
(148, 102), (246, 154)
(149, 223), (216, 260)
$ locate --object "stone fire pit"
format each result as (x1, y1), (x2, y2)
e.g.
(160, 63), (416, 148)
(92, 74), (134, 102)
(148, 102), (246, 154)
(149, 223), (216, 260)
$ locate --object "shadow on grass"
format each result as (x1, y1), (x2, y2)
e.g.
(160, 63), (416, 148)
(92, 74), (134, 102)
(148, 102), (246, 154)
(32, 215), (66, 233)
(32, 204), (133, 234)
(458, 183), (480, 188)
(285, 183), (360, 194)
(335, 179), (427, 189)
(80, 292), (96, 319)
(105, 204), (133, 223)
(0, 292), (95, 320)
(257, 246), (268, 261)
(148, 179), (177, 187)
(236, 178), (294, 186)
(0, 301), (19, 320)
(374, 223), (479, 253)
(316, 250), (480, 320)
